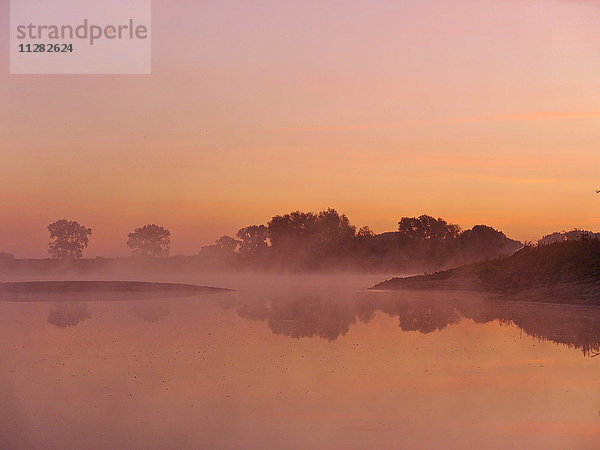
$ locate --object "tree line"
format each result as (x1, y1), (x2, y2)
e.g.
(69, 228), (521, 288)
(39, 208), (522, 272)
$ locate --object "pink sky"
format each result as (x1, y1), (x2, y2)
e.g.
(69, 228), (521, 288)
(1, 0), (599, 257)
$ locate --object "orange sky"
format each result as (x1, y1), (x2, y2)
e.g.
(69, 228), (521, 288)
(1, 0), (599, 257)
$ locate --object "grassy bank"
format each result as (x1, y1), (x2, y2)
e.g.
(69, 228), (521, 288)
(372, 238), (600, 305)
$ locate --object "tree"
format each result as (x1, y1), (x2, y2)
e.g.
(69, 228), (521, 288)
(198, 235), (240, 258)
(314, 208), (356, 247)
(398, 215), (460, 241)
(127, 224), (171, 257)
(356, 226), (375, 238)
(267, 211), (318, 252)
(47, 219), (92, 259)
(266, 208), (358, 268)
(458, 225), (521, 260)
(216, 235), (240, 253)
(538, 229), (600, 246)
(267, 209), (356, 253)
(236, 225), (268, 257)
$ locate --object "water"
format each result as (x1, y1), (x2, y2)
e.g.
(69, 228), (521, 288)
(1, 280), (599, 449)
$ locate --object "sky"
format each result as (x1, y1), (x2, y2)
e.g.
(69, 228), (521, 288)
(1, 0), (599, 257)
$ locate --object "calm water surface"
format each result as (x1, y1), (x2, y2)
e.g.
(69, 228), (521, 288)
(1, 277), (599, 449)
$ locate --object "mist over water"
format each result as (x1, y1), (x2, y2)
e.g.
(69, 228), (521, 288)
(2, 0), (599, 447)
(1, 275), (598, 449)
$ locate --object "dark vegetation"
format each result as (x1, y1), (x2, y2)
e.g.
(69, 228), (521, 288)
(127, 224), (171, 257)
(0, 209), (522, 274)
(372, 238), (600, 305)
(47, 219), (92, 259)
(538, 229), (600, 245)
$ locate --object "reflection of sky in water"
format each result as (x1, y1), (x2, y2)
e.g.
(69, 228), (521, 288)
(1, 289), (599, 449)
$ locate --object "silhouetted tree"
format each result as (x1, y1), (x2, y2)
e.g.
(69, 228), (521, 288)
(216, 235), (240, 252)
(127, 224), (171, 257)
(199, 235), (239, 255)
(351, 226), (401, 269)
(538, 229), (600, 246)
(267, 208), (358, 268)
(395, 215), (460, 270)
(538, 232), (566, 245)
(356, 226), (375, 238)
(236, 225), (268, 257)
(314, 208), (356, 247)
(398, 215), (460, 241)
(458, 225), (521, 260)
(47, 219), (92, 259)
(268, 211), (318, 251)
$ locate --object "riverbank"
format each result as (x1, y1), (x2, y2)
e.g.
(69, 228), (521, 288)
(371, 239), (600, 305)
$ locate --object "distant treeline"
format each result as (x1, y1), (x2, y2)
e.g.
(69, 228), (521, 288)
(6, 208), (599, 273)
(0, 209), (524, 273)
(197, 208), (521, 272)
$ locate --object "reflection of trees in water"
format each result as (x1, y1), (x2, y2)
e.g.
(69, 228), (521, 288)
(129, 300), (171, 322)
(48, 302), (91, 328)
(229, 293), (367, 341)
(221, 292), (463, 341)
(460, 302), (600, 357)
(378, 298), (461, 334)
(267, 295), (362, 341)
(220, 291), (600, 356)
